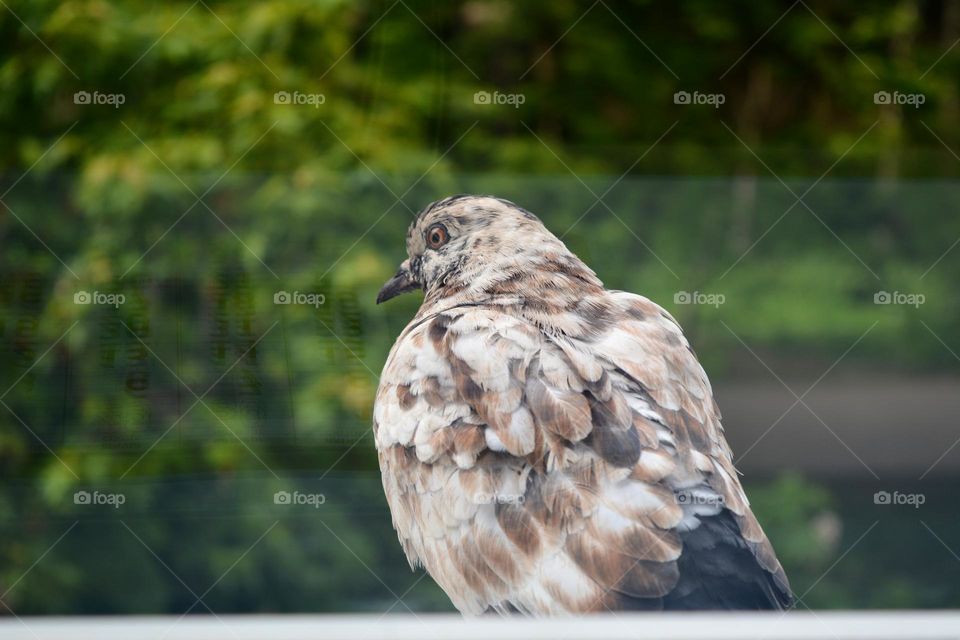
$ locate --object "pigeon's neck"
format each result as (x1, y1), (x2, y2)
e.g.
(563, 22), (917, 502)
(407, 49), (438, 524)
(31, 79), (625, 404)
(417, 248), (608, 335)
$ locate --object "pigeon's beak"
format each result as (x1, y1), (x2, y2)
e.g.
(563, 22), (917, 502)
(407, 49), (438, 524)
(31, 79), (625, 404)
(376, 259), (419, 304)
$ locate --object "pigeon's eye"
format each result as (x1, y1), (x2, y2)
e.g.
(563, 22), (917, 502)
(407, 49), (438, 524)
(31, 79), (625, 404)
(426, 224), (449, 249)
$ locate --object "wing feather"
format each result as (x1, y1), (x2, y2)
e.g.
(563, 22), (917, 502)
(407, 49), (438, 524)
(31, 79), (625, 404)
(375, 294), (791, 614)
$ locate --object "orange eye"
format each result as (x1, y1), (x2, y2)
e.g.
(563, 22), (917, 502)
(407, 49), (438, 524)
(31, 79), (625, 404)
(426, 224), (449, 249)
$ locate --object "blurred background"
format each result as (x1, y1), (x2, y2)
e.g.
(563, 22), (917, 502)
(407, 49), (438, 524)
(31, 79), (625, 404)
(1, 0), (959, 616)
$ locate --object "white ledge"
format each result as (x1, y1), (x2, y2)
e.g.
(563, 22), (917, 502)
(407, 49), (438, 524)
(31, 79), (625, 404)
(1, 612), (959, 640)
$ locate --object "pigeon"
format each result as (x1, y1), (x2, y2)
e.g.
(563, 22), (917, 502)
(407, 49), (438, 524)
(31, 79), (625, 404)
(373, 195), (792, 615)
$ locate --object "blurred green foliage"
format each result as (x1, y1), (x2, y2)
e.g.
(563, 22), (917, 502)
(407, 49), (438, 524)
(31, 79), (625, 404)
(1, 0), (959, 614)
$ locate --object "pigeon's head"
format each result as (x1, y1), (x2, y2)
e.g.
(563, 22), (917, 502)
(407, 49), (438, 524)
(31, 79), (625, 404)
(376, 195), (602, 306)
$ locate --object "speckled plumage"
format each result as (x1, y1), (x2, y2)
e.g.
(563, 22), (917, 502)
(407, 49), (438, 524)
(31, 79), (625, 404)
(373, 195), (791, 615)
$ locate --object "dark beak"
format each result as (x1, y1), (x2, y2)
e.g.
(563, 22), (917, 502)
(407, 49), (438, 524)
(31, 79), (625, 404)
(376, 260), (419, 304)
